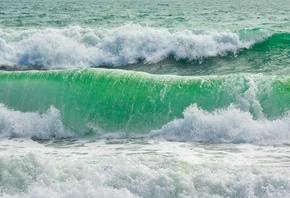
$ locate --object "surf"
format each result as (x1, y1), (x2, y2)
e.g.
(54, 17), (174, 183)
(1, 25), (288, 70)
(0, 68), (290, 144)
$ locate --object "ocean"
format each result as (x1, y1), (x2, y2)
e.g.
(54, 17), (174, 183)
(0, 0), (290, 197)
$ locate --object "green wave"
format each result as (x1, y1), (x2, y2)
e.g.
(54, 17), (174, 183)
(0, 69), (289, 134)
(252, 32), (290, 51)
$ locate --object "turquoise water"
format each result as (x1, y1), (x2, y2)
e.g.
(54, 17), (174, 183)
(0, 0), (290, 75)
(1, 0), (290, 197)
(1, 0), (290, 31)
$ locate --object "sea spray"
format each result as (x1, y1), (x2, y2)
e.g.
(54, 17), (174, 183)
(0, 104), (71, 139)
(0, 25), (271, 69)
(1, 0), (290, 197)
(150, 104), (290, 145)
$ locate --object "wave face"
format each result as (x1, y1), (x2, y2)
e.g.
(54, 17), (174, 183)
(0, 69), (290, 144)
(0, 25), (277, 69)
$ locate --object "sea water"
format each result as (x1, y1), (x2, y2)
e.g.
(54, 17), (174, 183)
(0, 0), (290, 197)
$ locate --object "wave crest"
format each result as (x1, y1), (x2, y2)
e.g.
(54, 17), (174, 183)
(0, 104), (71, 139)
(150, 104), (290, 145)
(0, 25), (269, 69)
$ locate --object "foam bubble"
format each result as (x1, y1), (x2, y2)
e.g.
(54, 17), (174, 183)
(1, 152), (290, 198)
(0, 104), (71, 139)
(150, 104), (290, 145)
(0, 25), (268, 68)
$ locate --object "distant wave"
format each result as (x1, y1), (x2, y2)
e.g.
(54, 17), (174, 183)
(0, 24), (274, 69)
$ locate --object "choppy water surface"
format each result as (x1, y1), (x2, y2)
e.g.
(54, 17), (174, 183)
(1, 0), (290, 197)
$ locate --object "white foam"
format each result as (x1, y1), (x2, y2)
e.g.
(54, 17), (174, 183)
(150, 104), (290, 145)
(1, 149), (290, 198)
(0, 25), (268, 68)
(0, 104), (71, 139)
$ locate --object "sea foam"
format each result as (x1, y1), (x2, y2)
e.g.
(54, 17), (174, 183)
(0, 104), (71, 139)
(150, 104), (290, 145)
(1, 152), (290, 198)
(0, 25), (268, 69)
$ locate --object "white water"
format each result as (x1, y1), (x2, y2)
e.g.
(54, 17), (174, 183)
(151, 104), (290, 145)
(0, 25), (269, 68)
(0, 104), (71, 139)
(1, 85), (290, 197)
(0, 139), (290, 198)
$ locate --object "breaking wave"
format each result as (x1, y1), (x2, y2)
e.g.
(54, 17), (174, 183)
(0, 104), (71, 139)
(151, 104), (290, 145)
(0, 25), (273, 69)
